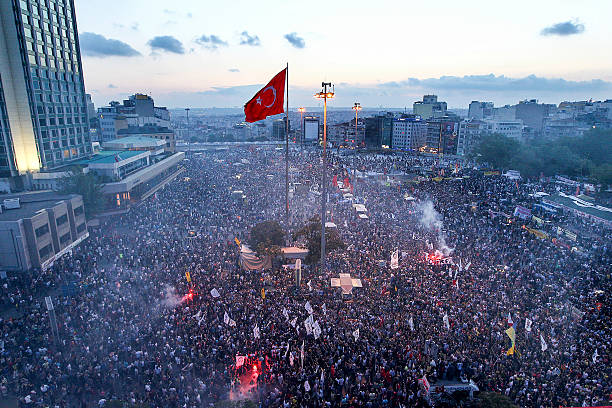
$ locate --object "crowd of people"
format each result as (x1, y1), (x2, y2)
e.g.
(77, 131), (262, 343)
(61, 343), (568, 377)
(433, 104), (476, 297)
(1, 146), (610, 408)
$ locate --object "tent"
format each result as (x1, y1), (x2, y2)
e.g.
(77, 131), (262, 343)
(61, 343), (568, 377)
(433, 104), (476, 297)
(239, 245), (271, 270)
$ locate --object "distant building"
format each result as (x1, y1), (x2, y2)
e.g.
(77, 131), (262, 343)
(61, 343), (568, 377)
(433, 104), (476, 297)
(468, 101), (494, 119)
(392, 116), (427, 151)
(457, 119), (488, 156)
(492, 105), (516, 120)
(424, 116), (460, 154)
(484, 119), (523, 139)
(515, 99), (555, 132)
(96, 94), (171, 142)
(413, 95), (447, 120)
(0, 192), (88, 271)
(365, 112), (394, 148)
(328, 119), (365, 148)
(272, 118), (287, 141)
(116, 125), (175, 152)
(303, 116), (320, 143)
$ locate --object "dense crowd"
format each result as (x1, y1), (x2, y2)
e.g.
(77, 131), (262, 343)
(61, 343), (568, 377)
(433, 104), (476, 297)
(1, 146), (610, 408)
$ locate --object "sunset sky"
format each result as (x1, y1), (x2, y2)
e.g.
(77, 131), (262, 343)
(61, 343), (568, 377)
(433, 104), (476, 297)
(75, 0), (612, 109)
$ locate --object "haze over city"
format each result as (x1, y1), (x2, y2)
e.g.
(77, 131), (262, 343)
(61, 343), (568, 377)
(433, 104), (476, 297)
(77, 0), (612, 108)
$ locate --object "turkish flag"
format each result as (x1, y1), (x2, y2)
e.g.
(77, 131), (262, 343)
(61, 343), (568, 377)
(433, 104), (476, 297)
(244, 68), (286, 122)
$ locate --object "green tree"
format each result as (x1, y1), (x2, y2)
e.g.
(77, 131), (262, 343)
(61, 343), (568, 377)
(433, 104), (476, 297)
(59, 167), (104, 218)
(293, 215), (346, 265)
(249, 220), (285, 256)
(471, 133), (520, 170)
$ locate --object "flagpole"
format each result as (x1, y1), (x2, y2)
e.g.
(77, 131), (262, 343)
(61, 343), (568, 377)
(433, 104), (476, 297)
(285, 62), (289, 234)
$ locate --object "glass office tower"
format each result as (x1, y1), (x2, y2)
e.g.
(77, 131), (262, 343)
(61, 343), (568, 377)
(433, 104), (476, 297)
(0, 0), (91, 179)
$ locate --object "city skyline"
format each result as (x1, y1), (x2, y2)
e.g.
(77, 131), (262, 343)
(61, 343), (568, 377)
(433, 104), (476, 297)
(76, 0), (612, 109)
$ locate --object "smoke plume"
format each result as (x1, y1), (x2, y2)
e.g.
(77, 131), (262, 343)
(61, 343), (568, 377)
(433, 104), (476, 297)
(416, 200), (454, 256)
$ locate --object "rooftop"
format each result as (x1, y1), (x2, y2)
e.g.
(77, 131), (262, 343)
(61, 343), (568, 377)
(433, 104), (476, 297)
(72, 150), (144, 166)
(117, 125), (173, 135)
(103, 136), (165, 149)
(544, 193), (612, 222)
(0, 191), (79, 222)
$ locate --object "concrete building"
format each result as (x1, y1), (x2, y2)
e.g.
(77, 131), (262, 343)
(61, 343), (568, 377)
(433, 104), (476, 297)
(515, 99), (555, 132)
(468, 101), (494, 119)
(328, 119), (365, 148)
(0, 0), (92, 187)
(413, 95), (447, 120)
(485, 119), (523, 139)
(424, 116), (460, 155)
(391, 116), (427, 151)
(0, 192), (88, 271)
(96, 94), (171, 142)
(457, 119), (487, 156)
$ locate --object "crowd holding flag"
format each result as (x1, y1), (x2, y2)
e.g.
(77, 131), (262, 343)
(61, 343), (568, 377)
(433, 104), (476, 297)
(505, 326), (516, 355)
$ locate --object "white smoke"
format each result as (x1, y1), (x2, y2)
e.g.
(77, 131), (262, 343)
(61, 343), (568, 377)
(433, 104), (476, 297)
(416, 200), (454, 256)
(161, 285), (183, 308)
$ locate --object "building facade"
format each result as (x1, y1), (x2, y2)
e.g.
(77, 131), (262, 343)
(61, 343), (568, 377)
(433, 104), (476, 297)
(0, 0), (92, 184)
(0, 192), (87, 271)
(364, 112), (394, 148)
(391, 116), (427, 151)
(468, 101), (493, 120)
(413, 95), (447, 120)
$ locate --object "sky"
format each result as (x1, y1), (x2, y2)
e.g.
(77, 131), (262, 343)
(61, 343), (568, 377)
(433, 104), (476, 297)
(75, 0), (612, 109)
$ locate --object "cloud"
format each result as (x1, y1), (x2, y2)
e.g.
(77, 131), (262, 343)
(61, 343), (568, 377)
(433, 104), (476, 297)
(378, 74), (610, 93)
(284, 32), (305, 49)
(131, 23), (139, 31)
(108, 84), (117, 88)
(228, 68), (240, 73)
(541, 20), (585, 36)
(79, 32), (140, 57)
(195, 34), (228, 50)
(148, 36), (185, 54)
(239, 31), (261, 46)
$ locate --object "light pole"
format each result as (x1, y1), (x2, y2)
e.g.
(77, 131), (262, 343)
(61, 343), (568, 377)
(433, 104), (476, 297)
(352, 103), (361, 148)
(314, 82), (334, 273)
(298, 107), (305, 146)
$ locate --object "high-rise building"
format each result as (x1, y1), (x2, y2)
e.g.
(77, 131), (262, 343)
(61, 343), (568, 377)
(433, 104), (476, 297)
(413, 95), (447, 120)
(424, 116), (460, 155)
(303, 116), (319, 143)
(0, 0), (92, 185)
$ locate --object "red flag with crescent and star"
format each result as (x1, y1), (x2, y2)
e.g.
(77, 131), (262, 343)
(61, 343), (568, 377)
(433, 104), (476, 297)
(244, 68), (286, 122)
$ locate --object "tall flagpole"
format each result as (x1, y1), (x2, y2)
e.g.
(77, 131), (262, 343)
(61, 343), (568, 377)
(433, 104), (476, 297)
(285, 63), (289, 231)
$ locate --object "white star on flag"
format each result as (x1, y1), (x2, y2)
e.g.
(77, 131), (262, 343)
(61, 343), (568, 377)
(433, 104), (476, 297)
(256, 96), (262, 105)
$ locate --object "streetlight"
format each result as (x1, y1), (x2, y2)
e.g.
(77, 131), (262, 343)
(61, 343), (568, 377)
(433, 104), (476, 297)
(314, 82), (334, 273)
(352, 102), (361, 148)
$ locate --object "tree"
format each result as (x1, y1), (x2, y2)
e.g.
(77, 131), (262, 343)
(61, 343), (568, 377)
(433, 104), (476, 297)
(59, 167), (104, 218)
(469, 392), (518, 408)
(470, 133), (520, 170)
(293, 215), (346, 265)
(249, 220), (285, 256)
